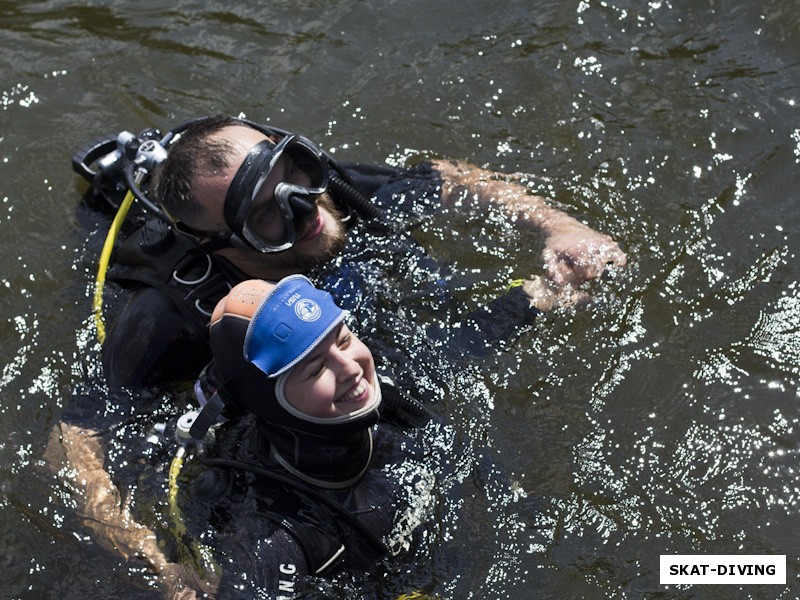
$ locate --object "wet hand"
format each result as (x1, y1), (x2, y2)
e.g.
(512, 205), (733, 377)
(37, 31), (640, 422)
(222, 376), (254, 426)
(541, 217), (627, 287)
(522, 275), (589, 311)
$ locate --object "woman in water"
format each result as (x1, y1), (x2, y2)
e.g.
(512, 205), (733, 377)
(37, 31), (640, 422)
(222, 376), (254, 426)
(181, 275), (440, 597)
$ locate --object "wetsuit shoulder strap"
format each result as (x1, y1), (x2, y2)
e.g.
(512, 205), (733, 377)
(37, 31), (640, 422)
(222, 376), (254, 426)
(108, 218), (236, 333)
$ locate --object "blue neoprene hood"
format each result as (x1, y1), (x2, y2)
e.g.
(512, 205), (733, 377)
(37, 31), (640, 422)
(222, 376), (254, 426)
(244, 275), (345, 377)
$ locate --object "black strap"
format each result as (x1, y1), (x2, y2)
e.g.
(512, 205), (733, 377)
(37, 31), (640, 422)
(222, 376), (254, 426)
(189, 392), (227, 440)
(224, 140), (274, 231)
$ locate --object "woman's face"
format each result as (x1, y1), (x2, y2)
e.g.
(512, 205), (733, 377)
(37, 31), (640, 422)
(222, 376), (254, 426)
(283, 323), (376, 418)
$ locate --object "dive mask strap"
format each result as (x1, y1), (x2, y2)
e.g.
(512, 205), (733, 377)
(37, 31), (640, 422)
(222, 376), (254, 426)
(224, 139), (277, 232)
(189, 390), (226, 441)
(189, 366), (230, 441)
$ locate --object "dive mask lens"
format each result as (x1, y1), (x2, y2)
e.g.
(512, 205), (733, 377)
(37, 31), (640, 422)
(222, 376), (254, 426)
(224, 135), (329, 253)
(282, 139), (327, 189)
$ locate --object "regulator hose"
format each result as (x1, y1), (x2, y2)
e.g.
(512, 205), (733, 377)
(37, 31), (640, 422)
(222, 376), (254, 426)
(329, 173), (383, 222)
(123, 161), (173, 225)
(168, 446), (220, 577)
(93, 189), (135, 343)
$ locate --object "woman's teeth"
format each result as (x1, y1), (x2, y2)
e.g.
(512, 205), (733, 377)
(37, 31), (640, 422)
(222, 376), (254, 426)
(339, 382), (366, 403)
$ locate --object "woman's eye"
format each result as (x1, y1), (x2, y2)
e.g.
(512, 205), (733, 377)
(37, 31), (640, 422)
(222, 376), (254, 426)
(309, 362), (326, 378)
(338, 334), (351, 349)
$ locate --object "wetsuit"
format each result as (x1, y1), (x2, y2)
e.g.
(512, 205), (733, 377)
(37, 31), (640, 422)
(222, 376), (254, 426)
(101, 162), (540, 388)
(189, 409), (438, 599)
(181, 265), (525, 598)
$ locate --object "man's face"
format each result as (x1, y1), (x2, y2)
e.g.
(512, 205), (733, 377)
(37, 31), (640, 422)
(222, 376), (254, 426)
(188, 125), (347, 277)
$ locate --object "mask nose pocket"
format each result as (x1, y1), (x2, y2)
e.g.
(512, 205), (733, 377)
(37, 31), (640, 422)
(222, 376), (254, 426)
(287, 192), (316, 225)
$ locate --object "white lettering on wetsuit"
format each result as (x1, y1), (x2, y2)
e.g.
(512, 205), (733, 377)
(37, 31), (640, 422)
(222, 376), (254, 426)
(276, 563), (297, 599)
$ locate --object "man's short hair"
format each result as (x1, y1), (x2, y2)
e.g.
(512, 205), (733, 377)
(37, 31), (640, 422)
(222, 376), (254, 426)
(149, 114), (246, 224)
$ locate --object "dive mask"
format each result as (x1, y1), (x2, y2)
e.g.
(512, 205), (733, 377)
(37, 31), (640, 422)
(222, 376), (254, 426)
(224, 134), (329, 253)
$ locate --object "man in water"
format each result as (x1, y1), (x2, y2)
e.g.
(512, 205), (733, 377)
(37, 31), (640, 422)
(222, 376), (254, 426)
(101, 115), (627, 387)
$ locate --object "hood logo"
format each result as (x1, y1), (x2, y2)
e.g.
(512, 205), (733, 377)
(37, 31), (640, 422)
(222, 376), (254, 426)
(294, 299), (321, 322)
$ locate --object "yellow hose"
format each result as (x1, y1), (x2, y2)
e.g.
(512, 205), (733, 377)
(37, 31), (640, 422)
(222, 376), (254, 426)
(168, 447), (220, 578)
(93, 190), (135, 344)
(168, 446), (186, 512)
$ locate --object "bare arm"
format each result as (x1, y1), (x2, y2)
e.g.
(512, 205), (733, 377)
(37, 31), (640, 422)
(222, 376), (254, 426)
(432, 159), (627, 291)
(48, 423), (215, 599)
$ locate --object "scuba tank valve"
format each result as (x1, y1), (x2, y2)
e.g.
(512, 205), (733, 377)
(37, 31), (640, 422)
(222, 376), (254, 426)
(135, 138), (169, 172)
(176, 410), (201, 445)
(95, 131), (136, 174)
(92, 132), (171, 344)
(175, 409), (216, 448)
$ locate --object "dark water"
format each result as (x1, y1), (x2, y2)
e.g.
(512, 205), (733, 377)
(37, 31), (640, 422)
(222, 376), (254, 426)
(2, 0), (800, 598)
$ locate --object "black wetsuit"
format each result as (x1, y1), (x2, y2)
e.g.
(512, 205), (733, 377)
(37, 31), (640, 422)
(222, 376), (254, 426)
(101, 162), (540, 388)
(191, 414), (438, 599)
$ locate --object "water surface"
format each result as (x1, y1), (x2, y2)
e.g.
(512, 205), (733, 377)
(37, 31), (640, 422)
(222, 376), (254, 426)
(1, 0), (799, 598)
